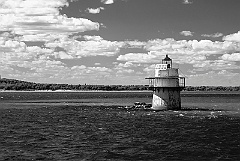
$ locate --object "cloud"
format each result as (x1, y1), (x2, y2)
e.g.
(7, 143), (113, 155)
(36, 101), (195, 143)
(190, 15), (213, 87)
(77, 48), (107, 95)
(0, 34), (133, 83)
(101, 0), (115, 5)
(223, 31), (240, 42)
(3, 31), (240, 78)
(0, 52), (114, 83)
(180, 31), (194, 36)
(86, 7), (104, 14)
(190, 59), (240, 72)
(144, 38), (240, 56)
(70, 66), (112, 77)
(145, 38), (186, 51)
(54, 51), (74, 59)
(221, 53), (240, 61)
(182, 0), (193, 4)
(116, 62), (134, 68)
(0, 0), (117, 82)
(45, 35), (126, 58)
(118, 36), (240, 73)
(201, 33), (223, 38)
(116, 69), (134, 74)
(125, 40), (146, 48)
(83, 35), (103, 41)
(187, 70), (240, 86)
(117, 52), (157, 63)
(0, 0), (100, 42)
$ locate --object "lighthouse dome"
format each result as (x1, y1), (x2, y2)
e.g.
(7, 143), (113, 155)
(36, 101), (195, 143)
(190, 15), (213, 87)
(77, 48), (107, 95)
(162, 55), (172, 68)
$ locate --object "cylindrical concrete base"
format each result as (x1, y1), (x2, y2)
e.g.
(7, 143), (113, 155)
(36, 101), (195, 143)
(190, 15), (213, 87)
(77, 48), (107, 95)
(151, 88), (181, 110)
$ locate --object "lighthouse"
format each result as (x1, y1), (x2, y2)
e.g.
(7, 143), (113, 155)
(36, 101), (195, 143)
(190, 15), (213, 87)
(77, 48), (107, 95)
(146, 55), (185, 110)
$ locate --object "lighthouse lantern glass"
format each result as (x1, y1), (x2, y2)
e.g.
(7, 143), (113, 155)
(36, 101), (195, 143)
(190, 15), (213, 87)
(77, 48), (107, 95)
(162, 55), (172, 68)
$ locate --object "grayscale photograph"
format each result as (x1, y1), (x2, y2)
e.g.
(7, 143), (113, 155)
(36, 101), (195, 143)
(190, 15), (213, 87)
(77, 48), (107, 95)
(0, 0), (240, 160)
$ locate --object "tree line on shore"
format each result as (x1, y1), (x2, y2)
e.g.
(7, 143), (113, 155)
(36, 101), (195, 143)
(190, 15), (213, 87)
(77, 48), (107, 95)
(0, 78), (240, 91)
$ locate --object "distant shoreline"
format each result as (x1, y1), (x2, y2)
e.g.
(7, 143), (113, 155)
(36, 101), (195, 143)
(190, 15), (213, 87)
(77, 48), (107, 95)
(0, 90), (152, 93)
(1, 90), (240, 94)
(1, 78), (240, 92)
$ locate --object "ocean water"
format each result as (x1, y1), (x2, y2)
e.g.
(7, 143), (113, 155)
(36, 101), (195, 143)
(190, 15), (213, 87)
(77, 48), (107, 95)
(0, 91), (240, 160)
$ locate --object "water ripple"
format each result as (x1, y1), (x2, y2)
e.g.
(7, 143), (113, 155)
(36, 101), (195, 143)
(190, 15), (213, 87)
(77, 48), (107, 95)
(0, 106), (240, 160)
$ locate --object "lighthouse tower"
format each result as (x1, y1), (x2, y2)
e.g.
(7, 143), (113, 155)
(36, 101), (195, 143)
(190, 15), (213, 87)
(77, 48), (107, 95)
(146, 55), (185, 110)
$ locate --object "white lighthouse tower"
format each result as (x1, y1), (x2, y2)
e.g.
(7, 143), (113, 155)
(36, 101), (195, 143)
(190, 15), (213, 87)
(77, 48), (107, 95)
(146, 55), (185, 110)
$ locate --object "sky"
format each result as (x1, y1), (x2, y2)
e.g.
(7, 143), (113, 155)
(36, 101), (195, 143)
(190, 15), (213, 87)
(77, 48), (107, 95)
(1, 0), (240, 86)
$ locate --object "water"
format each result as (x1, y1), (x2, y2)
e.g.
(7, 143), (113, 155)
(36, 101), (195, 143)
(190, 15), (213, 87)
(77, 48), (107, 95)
(0, 91), (240, 160)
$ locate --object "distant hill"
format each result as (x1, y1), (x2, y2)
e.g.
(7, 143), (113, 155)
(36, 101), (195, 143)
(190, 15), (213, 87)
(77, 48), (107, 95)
(0, 78), (239, 91)
(184, 86), (240, 92)
(0, 78), (149, 91)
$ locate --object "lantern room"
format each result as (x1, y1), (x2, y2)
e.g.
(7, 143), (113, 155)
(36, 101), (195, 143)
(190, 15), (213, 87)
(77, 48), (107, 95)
(162, 54), (172, 69)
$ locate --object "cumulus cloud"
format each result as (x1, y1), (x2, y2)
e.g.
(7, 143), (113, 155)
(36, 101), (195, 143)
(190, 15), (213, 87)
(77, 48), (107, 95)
(118, 35), (240, 73)
(54, 51), (74, 59)
(180, 31), (194, 36)
(70, 65), (112, 77)
(1, 54), (114, 83)
(125, 40), (146, 48)
(83, 35), (104, 41)
(114, 62), (141, 76)
(221, 53), (240, 61)
(117, 52), (157, 63)
(86, 7), (104, 14)
(95, 63), (101, 66)
(0, 33), (126, 83)
(20, 34), (68, 42)
(182, 0), (193, 5)
(88, 66), (112, 72)
(101, 0), (115, 5)
(223, 31), (240, 42)
(201, 32), (223, 38)
(117, 62), (134, 68)
(0, 0), (99, 41)
(187, 70), (240, 86)
(0, 0), (115, 82)
(145, 38), (240, 56)
(116, 69), (134, 74)
(45, 35), (126, 58)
